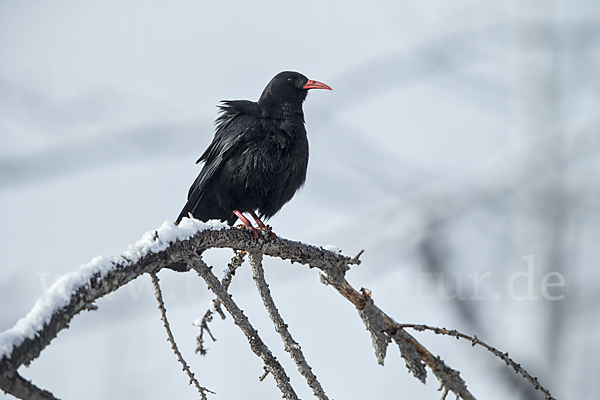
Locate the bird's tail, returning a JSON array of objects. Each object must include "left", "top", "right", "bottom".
[{"left": 174, "top": 203, "right": 193, "bottom": 225}]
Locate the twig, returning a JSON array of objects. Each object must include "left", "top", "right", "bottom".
[
  {"left": 195, "top": 309, "right": 216, "bottom": 356},
  {"left": 222, "top": 250, "right": 246, "bottom": 290},
  {"left": 150, "top": 273, "right": 212, "bottom": 399},
  {"left": 259, "top": 366, "right": 270, "bottom": 382},
  {"left": 248, "top": 252, "right": 329, "bottom": 400},
  {"left": 189, "top": 255, "right": 299, "bottom": 400},
  {"left": 400, "top": 324, "right": 557, "bottom": 400},
  {"left": 196, "top": 250, "right": 246, "bottom": 354}
]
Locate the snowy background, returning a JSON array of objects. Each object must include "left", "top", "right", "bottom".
[{"left": 1, "top": 1, "right": 599, "bottom": 399}]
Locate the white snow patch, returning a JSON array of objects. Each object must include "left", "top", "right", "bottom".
[
  {"left": 208, "top": 298, "right": 218, "bottom": 313},
  {"left": 194, "top": 299, "right": 218, "bottom": 326},
  {"left": 323, "top": 245, "right": 342, "bottom": 254},
  {"left": 0, "top": 218, "right": 228, "bottom": 359}
]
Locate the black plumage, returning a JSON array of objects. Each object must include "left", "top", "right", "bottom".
[{"left": 175, "top": 71, "right": 331, "bottom": 232}]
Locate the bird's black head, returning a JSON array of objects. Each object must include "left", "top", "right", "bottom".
[{"left": 258, "top": 71, "right": 331, "bottom": 118}]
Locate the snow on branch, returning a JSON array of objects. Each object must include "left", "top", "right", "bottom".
[{"left": 0, "top": 219, "right": 227, "bottom": 368}]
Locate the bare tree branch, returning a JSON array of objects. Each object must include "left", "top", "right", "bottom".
[
  {"left": 0, "top": 224, "right": 556, "bottom": 400},
  {"left": 248, "top": 251, "right": 329, "bottom": 400},
  {"left": 195, "top": 250, "right": 246, "bottom": 355},
  {"left": 150, "top": 273, "right": 212, "bottom": 399},
  {"left": 189, "top": 254, "right": 299, "bottom": 400},
  {"left": 0, "top": 371, "right": 60, "bottom": 400},
  {"left": 320, "top": 275, "right": 476, "bottom": 400},
  {"left": 400, "top": 324, "right": 557, "bottom": 400},
  {"left": 0, "top": 226, "right": 349, "bottom": 377}
]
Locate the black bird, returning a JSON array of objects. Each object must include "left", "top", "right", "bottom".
[{"left": 175, "top": 71, "right": 331, "bottom": 236}]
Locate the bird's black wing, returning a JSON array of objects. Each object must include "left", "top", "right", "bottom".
[{"left": 175, "top": 100, "right": 260, "bottom": 224}]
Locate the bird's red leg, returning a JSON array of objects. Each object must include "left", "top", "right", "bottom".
[
  {"left": 233, "top": 210, "right": 259, "bottom": 239},
  {"left": 248, "top": 211, "right": 267, "bottom": 229},
  {"left": 248, "top": 211, "right": 276, "bottom": 238}
]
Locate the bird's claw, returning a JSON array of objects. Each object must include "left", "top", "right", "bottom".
[
  {"left": 260, "top": 225, "right": 277, "bottom": 240},
  {"left": 240, "top": 225, "right": 277, "bottom": 240},
  {"left": 234, "top": 210, "right": 276, "bottom": 240},
  {"left": 249, "top": 226, "right": 260, "bottom": 240},
  {"left": 237, "top": 224, "right": 276, "bottom": 240}
]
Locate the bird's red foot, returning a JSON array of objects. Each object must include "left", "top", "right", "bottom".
[
  {"left": 249, "top": 210, "right": 277, "bottom": 239},
  {"left": 233, "top": 210, "right": 277, "bottom": 240},
  {"left": 233, "top": 210, "right": 260, "bottom": 239}
]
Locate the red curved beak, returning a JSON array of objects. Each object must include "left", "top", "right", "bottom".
[{"left": 303, "top": 79, "right": 332, "bottom": 90}]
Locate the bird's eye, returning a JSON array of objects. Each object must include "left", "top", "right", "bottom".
[{"left": 287, "top": 77, "right": 294, "bottom": 83}]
